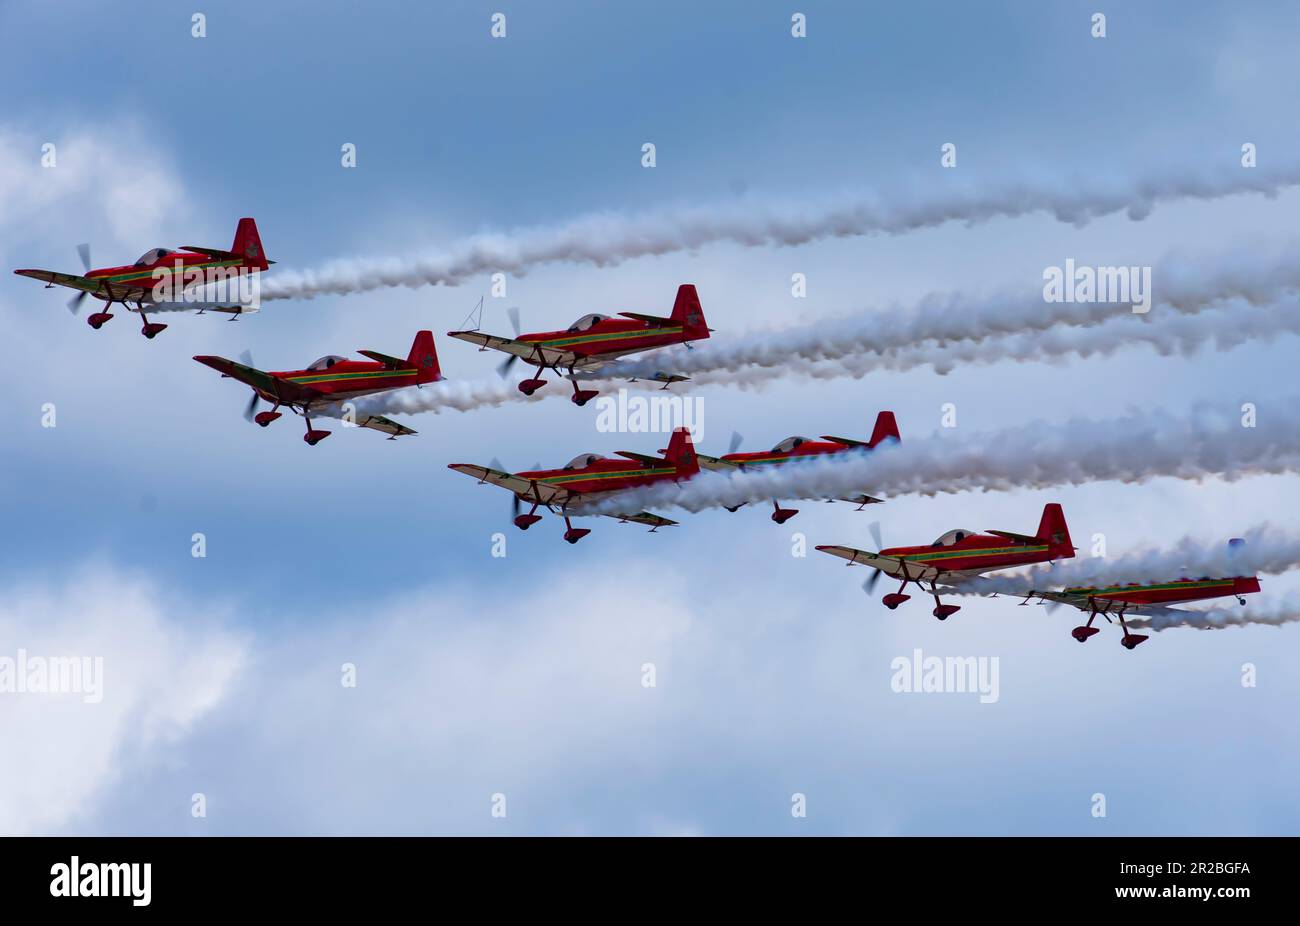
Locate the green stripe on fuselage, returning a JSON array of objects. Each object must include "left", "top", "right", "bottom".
[
  {"left": 541, "top": 466, "right": 674, "bottom": 485},
  {"left": 286, "top": 370, "right": 415, "bottom": 385},
  {"left": 899, "top": 545, "right": 1048, "bottom": 563},
  {"left": 529, "top": 327, "right": 683, "bottom": 349},
  {"left": 99, "top": 258, "right": 246, "bottom": 284}
]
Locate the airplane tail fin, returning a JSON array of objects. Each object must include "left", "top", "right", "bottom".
[
  {"left": 408, "top": 331, "right": 442, "bottom": 383},
  {"left": 868, "top": 411, "right": 901, "bottom": 448},
  {"left": 1036, "top": 503, "right": 1075, "bottom": 559},
  {"left": 232, "top": 218, "right": 270, "bottom": 271},
  {"left": 670, "top": 284, "right": 709, "bottom": 341},
  {"left": 663, "top": 427, "right": 700, "bottom": 477}
]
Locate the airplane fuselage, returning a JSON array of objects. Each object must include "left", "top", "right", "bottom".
[
  {"left": 515, "top": 459, "right": 681, "bottom": 499},
  {"left": 721, "top": 440, "right": 856, "bottom": 467},
  {"left": 263, "top": 361, "right": 427, "bottom": 406},
  {"left": 881, "top": 536, "right": 1057, "bottom": 576},
  {"left": 519, "top": 319, "right": 696, "bottom": 363}
]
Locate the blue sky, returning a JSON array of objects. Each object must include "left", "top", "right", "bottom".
[{"left": 1, "top": 0, "right": 1298, "bottom": 835}]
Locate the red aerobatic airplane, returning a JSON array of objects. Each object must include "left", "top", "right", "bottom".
[
  {"left": 816, "top": 503, "right": 1075, "bottom": 620},
  {"left": 697, "top": 411, "right": 901, "bottom": 523},
  {"left": 193, "top": 331, "right": 440, "bottom": 445},
  {"left": 14, "top": 218, "right": 272, "bottom": 338},
  {"left": 447, "top": 284, "right": 710, "bottom": 406},
  {"left": 448, "top": 427, "right": 699, "bottom": 543},
  {"left": 1024, "top": 538, "right": 1261, "bottom": 650}
]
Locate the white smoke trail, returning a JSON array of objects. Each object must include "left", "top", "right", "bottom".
[
  {"left": 603, "top": 245, "right": 1300, "bottom": 382},
  {"left": 261, "top": 167, "right": 1300, "bottom": 300},
  {"left": 638, "top": 296, "right": 1300, "bottom": 391},
  {"left": 317, "top": 277, "right": 1300, "bottom": 418},
  {"left": 1129, "top": 594, "right": 1300, "bottom": 633},
  {"left": 586, "top": 402, "right": 1300, "bottom": 515},
  {"left": 316, "top": 378, "right": 546, "bottom": 419},
  {"left": 950, "top": 524, "right": 1300, "bottom": 598}
]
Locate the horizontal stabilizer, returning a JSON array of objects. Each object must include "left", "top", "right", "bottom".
[
  {"left": 614, "top": 451, "right": 666, "bottom": 465},
  {"left": 358, "top": 349, "right": 410, "bottom": 368},
  {"left": 987, "top": 529, "right": 1040, "bottom": 544},
  {"left": 179, "top": 246, "right": 239, "bottom": 260},
  {"left": 822, "top": 435, "right": 870, "bottom": 448},
  {"left": 618, "top": 312, "right": 675, "bottom": 325}
]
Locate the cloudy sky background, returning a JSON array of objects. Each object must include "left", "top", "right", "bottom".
[{"left": 2, "top": 0, "right": 1298, "bottom": 834}]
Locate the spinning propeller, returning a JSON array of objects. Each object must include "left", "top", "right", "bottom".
[
  {"left": 861, "top": 520, "right": 886, "bottom": 595},
  {"left": 496, "top": 306, "right": 523, "bottom": 377},
  {"left": 491, "top": 456, "right": 541, "bottom": 524},
  {"left": 238, "top": 350, "right": 261, "bottom": 421},
  {"left": 67, "top": 243, "right": 92, "bottom": 314}
]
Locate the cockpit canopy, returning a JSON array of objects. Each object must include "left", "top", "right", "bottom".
[
  {"left": 771, "top": 436, "right": 811, "bottom": 453},
  {"left": 567, "top": 313, "right": 609, "bottom": 332},
  {"left": 306, "top": 355, "right": 348, "bottom": 371},
  {"left": 133, "top": 247, "right": 176, "bottom": 267},
  {"left": 932, "top": 529, "right": 976, "bottom": 547},
  {"left": 563, "top": 452, "right": 607, "bottom": 470}
]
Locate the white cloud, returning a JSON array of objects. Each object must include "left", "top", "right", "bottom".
[
  {"left": 11, "top": 554, "right": 1300, "bottom": 836},
  {"left": 0, "top": 566, "right": 246, "bottom": 834},
  {"left": 0, "top": 125, "right": 186, "bottom": 257}
]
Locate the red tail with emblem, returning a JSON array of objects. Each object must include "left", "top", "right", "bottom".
[
  {"left": 232, "top": 218, "right": 270, "bottom": 271},
  {"left": 407, "top": 330, "right": 442, "bottom": 384},
  {"left": 670, "top": 284, "right": 710, "bottom": 341},
  {"left": 663, "top": 427, "right": 700, "bottom": 477},
  {"left": 1036, "top": 503, "right": 1074, "bottom": 559}
]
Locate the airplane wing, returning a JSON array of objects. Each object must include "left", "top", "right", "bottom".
[
  {"left": 837, "top": 493, "right": 884, "bottom": 506},
  {"left": 447, "top": 330, "right": 582, "bottom": 369},
  {"left": 1030, "top": 590, "right": 1182, "bottom": 615},
  {"left": 815, "top": 545, "right": 943, "bottom": 583},
  {"left": 695, "top": 453, "right": 742, "bottom": 472},
  {"left": 609, "top": 510, "right": 677, "bottom": 529},
  {"left": 447, "top": 463, "right": 574, "bottom": 507},
  {"left": 144, "top": 301, "right": 257, "bottom": 315},
  {"left": 15, "top": 269, "right": 106, "bottom": 294},
  {"left": 355, "top": 414, "right": 417, "bottom": 439},
  {"left": 192, "top": 355, "right": 322, "bottom": 405},
  {"left": 16, "top": 269, "right": 235, "bottom": 308}
]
